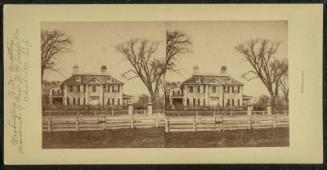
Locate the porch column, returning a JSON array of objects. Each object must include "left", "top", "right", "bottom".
[
  {"left": 219, "top": 86, "right": 223, "bottom": 106},
  {"left": 63, "top": 84, "right": 67, "bottom": 105},
  {"left": 183, "top": 86, "right": 187, "bottom": 106},
  {"left": 85, "top": 85, "right": 89, "bottom": 105}
]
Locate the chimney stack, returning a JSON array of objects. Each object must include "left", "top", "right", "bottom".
[
  {"left": 193, "top": 65, "right": 199, "bottom": 75},
  {"left": 221, "top": 65, "right": 227, "bottom": 75},
  {"left": 73, "top": 65, "right": 79, "bottom": 74},
  {"left": 101, "top": 65, "right": 107, "bottom": 74}
]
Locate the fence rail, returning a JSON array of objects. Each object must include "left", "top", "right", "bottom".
[
  {"left": 42, "top": 111, "right": 288, "bottom": 133},
  {"left": 43, "top": 114, "right": 166, "bottom": 132},
  {"left": 165, "top": 114, "right": 289, "bottom": 132}
]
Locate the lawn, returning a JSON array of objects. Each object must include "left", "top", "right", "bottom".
[{"left": 43, "top": 127, "right": 289, "bottom": 148}]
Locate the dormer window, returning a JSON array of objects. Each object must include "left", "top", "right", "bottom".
[
  {"left": 195, "top": 77, "right": 201, "bottom": 83},
  {"left": 107, "top": 77, "right": 113, "bottom": 83},
  {"left": 76, "top": 76, "right": 81, "bottom": 82}
]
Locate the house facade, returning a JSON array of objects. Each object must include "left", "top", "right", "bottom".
[
  {"left": 168, "top": 65, "right": 244, "bottom": 108},
  {"left": 48, "top": 65, "right": 127, "bottom": 106}
]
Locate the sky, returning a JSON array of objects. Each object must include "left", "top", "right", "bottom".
[{"left": 42, "top": 21, "right": 287, "bottom": 98}]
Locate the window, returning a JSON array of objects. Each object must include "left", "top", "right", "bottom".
[
  {"left": 228, "top": 86, "right": 230, "bottom": 93},
  {"left": 118, "top": 98, "right": 120, "bottom": 105},
  {"left": 118, "top": 86, "right": 120, "bottom": 92},
  {"left": 203, "top": 86, "right": 206, "bottom": 93},
  {"left": 212, "top": 86, "right": 216, "bottom": 93},
  {"left": 76, "top": 76, "right": 81, "bottom": 82},
  {"left": 187, "top": 98, "right": 190, "bottom": 106},
  {"left": 92, "top": 86, "right": 96, "bottom": 92},
  {"left": 227, "top": 99, "right": 230, "bottom": 106},
  {"left": 108, "top": 86, "right": 111, "bottom": 92},
  {"left": 197, "top": 86, "right": 200, "bottom": 93},
  {"left": 224, "top": 86, "right": 227, "bottom": 92},
  {"left": 52, "top": 90, "right": 54, "bottom": 94},
  {"left": 198, "top": 99, "right": 200, "bottom": 106},
  {"left": 84, "top": 85, "right": 86, "bottom": 92},
  {"left": 112, "top": 98, "right": 115, "bottom": 105},
  {"left": 193, "top": 98, "right": 196, "bottom": 106},
  {"left": 57, "top": 90, "right": 60, "bottom": 94},
  {"left": 189, "top": 86, "right": 193, "bottom": 93},
  {"left": 69, "top": 85, "right": 73, "bottom": 92},
  {"left": 195, "top": 77, "right": 201, "bottom": 83},
  {"left": 232, "top": 99, "right": 234, "bottom": 106},
  {"left": 203, "top": 99, "right": 206, "bottom": 106},
  {"left": 67, "top": 97, "right": 70, "bottom": 105},
  {"left": 237, "top": 86, "right": 240, "bottom": 93},
  {"left": 108, "top": 98, "right": 110, "bottom": 105},
  {"left": 77, "top": 85, "right": 80, "bottom": 92},
  {"left": 73, "top": 98, "right": 76, "bottom": 105},
  {"left": 84, "top": 98, "right": 86, "bottom": 105},
  {"left": 238, "top": 99, "right": 240, "bottom": 106},
  {"left": 78, "top": 98, "right": 80, "bottom": 105}
]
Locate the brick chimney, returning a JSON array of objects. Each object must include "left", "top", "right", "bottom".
[
  {"left": 221, "top": 66, "right": 227, "bottom": 75},
  {"left": 193, "top": 65, "right": 199, "bottom": 75},
  {"left": 73, "top": 65, "right": 79, "bottom": 74},
  {"left": 101, "top": 65, "right": 107, "bottom": 74}
]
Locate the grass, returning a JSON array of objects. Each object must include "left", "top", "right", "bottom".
[{"left": 43, "top": 127, "right": 289, "bottom": 148}]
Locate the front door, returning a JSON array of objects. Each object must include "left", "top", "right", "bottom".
[{"left": 90, "top": 96, "right": 100, "bottom": 105}]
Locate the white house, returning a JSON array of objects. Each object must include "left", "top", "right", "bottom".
[{"left": 168, "top": 65, "right": 244, "bottom": 108}]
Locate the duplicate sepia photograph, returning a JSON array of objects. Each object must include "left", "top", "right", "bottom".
[{"left": 41, "top": 21, "right": 289, "bottom": 148}]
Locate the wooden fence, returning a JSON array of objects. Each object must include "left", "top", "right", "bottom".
[
  {"left": 42, "top": 114, "right": 166, "bottom": 132},
  {"left": 165, "top": 114, "right": 289, "bottom": 132},
  {"left": 42, "top": 111, "right": 288, "bottom": 133}
]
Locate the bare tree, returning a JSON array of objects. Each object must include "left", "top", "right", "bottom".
[
  {"left": 163, "top": 30, "right": 192, "bottom": 106},
  {"left": 280, "top": 72, "right": 289, "bottom": 103},
  {"left": 41, "top": 30, "right": 72, "bottom": 81},
  {"left": 235, "top": 39, "right": 288, "bottom": 106},
  {"left": 116, "top": 39, "right": 164, "bottom": 105}
]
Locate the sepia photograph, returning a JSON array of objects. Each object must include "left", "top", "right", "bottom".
[
  {"left": 4, "top": 4, "right": 323, "bottom": 164},
  {"left": 41, "top": 21, "right": 289, "bottom": 148}
]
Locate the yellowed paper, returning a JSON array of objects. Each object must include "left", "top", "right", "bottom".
[{"left": 4, "top": 4, "right": 323, "bottom": 164}]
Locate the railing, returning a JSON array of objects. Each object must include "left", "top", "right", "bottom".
[
  {"left": 43, "top": 109, "right": 165, "bottom": 116},
  {"left": 165, "top": 114, "right": 289, "bottom": 132},
  {"left": 43, "top": 114, "right": 166, "bottom": 132},
  {"left": 42, "top": 110, "right": 289, "bottom": 133}
]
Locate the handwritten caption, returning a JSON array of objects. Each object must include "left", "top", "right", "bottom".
[{"left": 7, "top": 29, "right": 31, "bottom": 154}]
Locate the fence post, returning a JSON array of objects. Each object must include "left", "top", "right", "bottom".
[
  {"left": 220, "top": 116, "right": 224, "bottom": 131},
  {"left": 267, "top": 102, "right": 272, "bottom": 115},
  {"left": 128, "top": 103, "right": 133, "bottom": 116},
  {"left": 75, "top": 115, "right": 79, "bottom": 131},
  {"left": 247, "top": 104, "right": 253, "bottom": 129},
  {"left": 248, "top": 115, "right": 252, "bottom": 129},
  {"left": 48, "top": 116, "right": 52, "bottom": 132},
  {"left": 193, "top": 116, "right": 196, "bottom": 132},
  {"left": 148, "top": 102, "right": 153, "bottom": 115},
  {"left": 272, "top": 115, "right": 276, "bottom": 128},
  {"left": 247, "top": 104, "right": 253, "bottom": 116},
  {"left": 165, "top": 117, "right": 169, "bottom": 132},
  {"left": 155, "top": 115, "right": 159, "bottom": 128},
  {"left": 104, "top": 116, "right": 107, "bottom": 131},
  {"left": 130, "top": 115, "right": 134, "bottom": 129}
]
